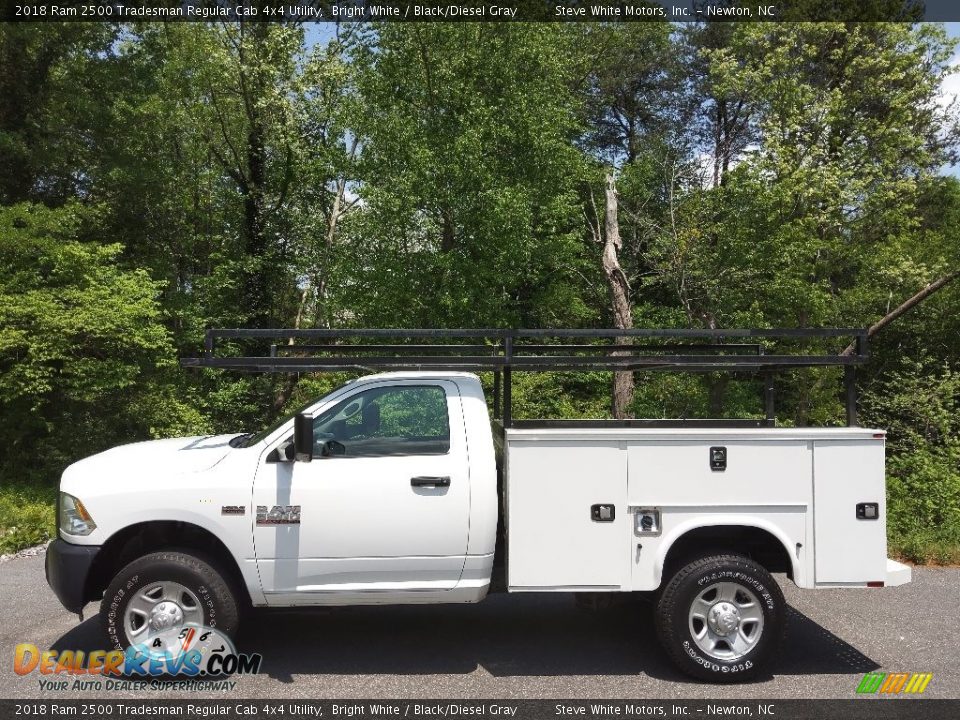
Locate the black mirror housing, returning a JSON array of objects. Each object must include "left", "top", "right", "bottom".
[{"left": 294, "top": 412, "right": 314, "bottom": 462}]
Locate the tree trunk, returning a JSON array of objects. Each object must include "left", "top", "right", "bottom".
[
  {"left": 440, "top": 207, "right": 455, "bottom": 253},
  {"left": 229, "top": 19, "right": 272, "bottom": 329},
  {"left": 601, "top": 173, "right": 634, "bottom": 419},
  {"left": 271, "top": 287, "right": 310, "bottom": 414},
  {"left": 708, "top": 375, "right": 729, "bottom": 417},
  {"left": 243, "top": 122, "right": 269, "bottom": 327}
]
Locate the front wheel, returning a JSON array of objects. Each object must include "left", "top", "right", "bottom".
[
  {"left": 655, "top": 554, "right": 785, "bottom": 682},
  {"left": 100, "top": 551, "right": 240, "bottom": 651}
]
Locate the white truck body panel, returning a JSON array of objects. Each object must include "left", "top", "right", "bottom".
[
  {"left": 812, "top": 440, "right": 887, "bottom": 584},
  {"left": 58, "top": 371, "right": 906, "bottom": 611},
  {"left": 504, "top": 427, "right": 890, "bottom": 592},
  {"left": 505, "top": 441, "right": 628, "bottom": 590}
]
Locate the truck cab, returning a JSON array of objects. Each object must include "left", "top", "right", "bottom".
[{"left": 248, "top": 372, "right": 497, "bottom": 604}]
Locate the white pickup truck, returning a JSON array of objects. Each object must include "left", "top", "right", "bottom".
[{"left": 46, "top": 328, "right": 911, "bottom": 682}]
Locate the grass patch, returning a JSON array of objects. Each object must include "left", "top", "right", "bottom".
[
  {"left": 890, "top": 525, "right": 960, "bottom": 566},
  {"left": 0, "top": 482, "right": 57, "bottom": 554}
]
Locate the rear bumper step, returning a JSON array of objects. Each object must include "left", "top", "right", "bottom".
[{"left": 886, "top": 558, "right": 912, "bottom": 587}]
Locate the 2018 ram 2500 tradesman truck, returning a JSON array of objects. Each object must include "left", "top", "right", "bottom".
[{"left": 46, "top": 328, "right": 912, "bottom": 682}]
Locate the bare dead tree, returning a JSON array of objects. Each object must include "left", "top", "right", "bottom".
[{"left": 588, "top": 173, "right": 635, "bottom": 419}]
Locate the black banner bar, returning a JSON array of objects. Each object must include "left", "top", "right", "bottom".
[
  {"left": 1, "top": 700, "right": 957, "bottom": 720},
  {"left": 4, "top": 0, "right": 960, "bottom": 23}
]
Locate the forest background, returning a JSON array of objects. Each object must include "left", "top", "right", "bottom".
[{"left": 2, "top": 19, "right": 960, "bottom": 562}]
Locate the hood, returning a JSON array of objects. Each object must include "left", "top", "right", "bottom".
[{"left": 62, "top": 434, "right": 238, "bottom": 489}]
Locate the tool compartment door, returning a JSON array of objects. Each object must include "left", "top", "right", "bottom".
[
  {"left": 506, "top": 440, "right": 628, "bottom": 590},
  {"left": 813, "top": 439, "right": 887, "bottom": 584}
]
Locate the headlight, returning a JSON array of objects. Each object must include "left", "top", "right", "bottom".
[{"left": 59, "top": 493, "right": 97, "bottom": 536}]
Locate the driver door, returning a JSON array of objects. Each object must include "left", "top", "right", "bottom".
[{"left": 252, "top": 380, "right": 470, "bottom": 604}]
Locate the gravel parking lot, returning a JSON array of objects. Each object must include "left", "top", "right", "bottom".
[{"left": 1, "top": 552, "right": 957, "bottom": 700}]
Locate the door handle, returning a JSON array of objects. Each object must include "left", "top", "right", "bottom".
[{"left": 411, "top": 476, "right": 451, "bottom": 488}]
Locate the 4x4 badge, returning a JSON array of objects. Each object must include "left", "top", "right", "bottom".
[{"left": 256, "top": 505, "right": 301, "bottom": 525}]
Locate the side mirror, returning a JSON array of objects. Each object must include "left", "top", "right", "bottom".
[{"left": 294, "top": 412, "right": 314, "bottom": 463}]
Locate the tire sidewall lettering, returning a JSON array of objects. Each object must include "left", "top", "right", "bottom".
[
  {"left": 695, "top": 568, "right": 775, "bottom": 610},
  {"left": 102, "top": 557, "right": 224, "bottom": 648},
  {"left": 681, "top": 640, "right": 754, "bottom": 675}
]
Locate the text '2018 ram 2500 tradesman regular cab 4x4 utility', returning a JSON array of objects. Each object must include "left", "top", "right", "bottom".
[{"left": 46, "top": 328, "right": 912, "bottom": 681}]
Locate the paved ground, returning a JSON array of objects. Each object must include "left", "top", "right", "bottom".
[{"left": 1, "top": 551, "right": 957, "bottom": 700}]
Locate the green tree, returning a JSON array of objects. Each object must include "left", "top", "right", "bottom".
[
  {"left": 862, "top": 360, "right": 960, "bottom": 563},
  {"left": 633, "top": 23, "right": 959, "bottom": 422},
  {"left": 94, "top": 24, "right": 361, "bottom": 422},
  {"left": 0, "top": 24, "right": 116, "bottom": 205},
  {"left": 346, "top": 23, "right": 596, "bottom": 328},
  {"left": 0, "top": 203, "right": 203, "bottom": 481},
  {"left": 703, "top": 23, "right": 955, "bottom": 330}
]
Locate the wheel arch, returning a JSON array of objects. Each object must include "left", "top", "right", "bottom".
[
  {"left": 656, "top": 518, "right": 799, "bottom": 587},
  {"left": 85, "top": 520, "right": 252, "bottom": 608}
]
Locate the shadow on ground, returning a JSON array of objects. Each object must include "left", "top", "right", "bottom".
[{"left": 51, "top": 594, "right": 879, "bottom": 685}]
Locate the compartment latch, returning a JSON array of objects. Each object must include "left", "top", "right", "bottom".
[{"left": 591, "top": 504, "right": 615, "bottom": 522}]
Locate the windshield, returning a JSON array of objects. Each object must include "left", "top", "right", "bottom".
[{"left": 239, "top": 386, "right": 348, "bottom": 448}]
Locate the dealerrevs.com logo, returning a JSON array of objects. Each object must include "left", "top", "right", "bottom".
[
  {"left": 14, "top": 626, "right": 262, "bottom": 691},
  {"left": 856, "top": 672, "right": 933, "bottom": 695}
]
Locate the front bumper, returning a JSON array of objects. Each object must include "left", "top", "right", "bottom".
[{"left": 45, "top": 538, "right": 101, "bottom": 614}]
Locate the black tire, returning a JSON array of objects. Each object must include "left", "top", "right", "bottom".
[
  {"left": 655, "top": 554, "right": 785, "bottom": 682},
  {"left": 100, "top": 551, "right": 240, "bottom": 650}
]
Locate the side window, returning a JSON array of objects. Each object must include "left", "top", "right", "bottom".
[{"left": 312, "top": 385, "right": 451, "bottom": 458}]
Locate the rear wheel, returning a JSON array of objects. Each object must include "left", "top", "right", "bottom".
[
  {"left": 100, "top": 551, "right": 240, "bottom": 650},
  {"left": 655, "top": 554, "right": 785, "bottom": 682}
]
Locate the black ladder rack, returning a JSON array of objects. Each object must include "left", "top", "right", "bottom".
[{"left": 180, "top": 328, "right": 869, "bottom": 428}]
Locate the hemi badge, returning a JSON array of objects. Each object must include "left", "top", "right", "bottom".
[{"left": 221, "top": 505, "right": 246, "bottom": 516}]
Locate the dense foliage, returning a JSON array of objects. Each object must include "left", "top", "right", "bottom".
[{"left": 1, "top": 21, "right": 958, "bottom": 560}]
